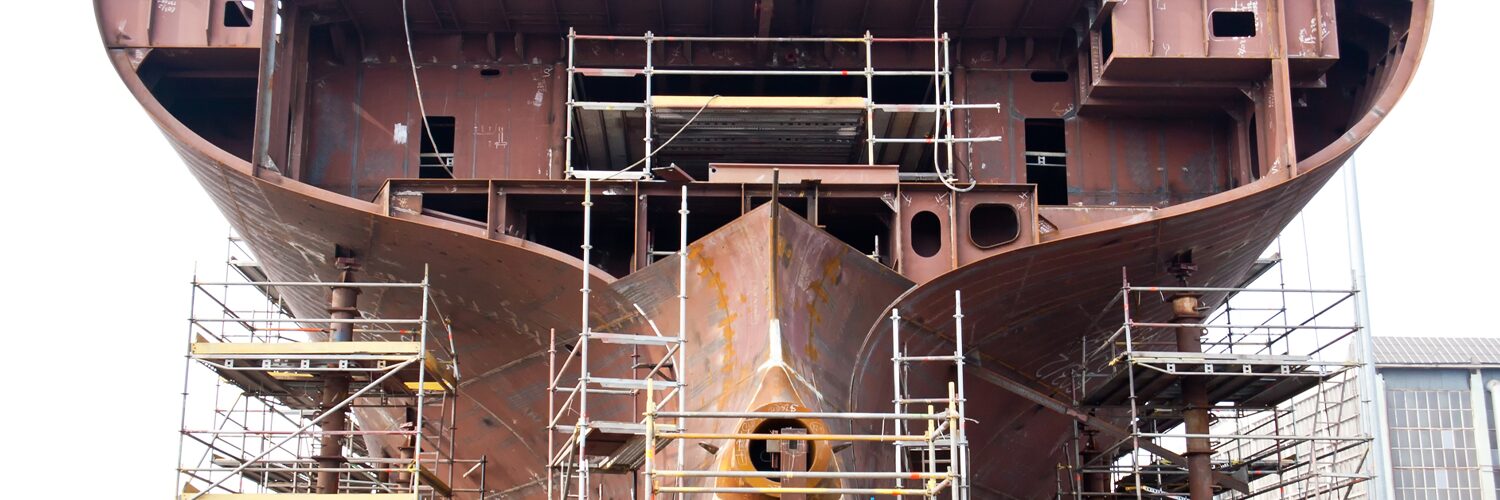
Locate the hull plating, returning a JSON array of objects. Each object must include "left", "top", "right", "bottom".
[{"left": 99, "top": 0, "right": 1430, "bottom": 496}]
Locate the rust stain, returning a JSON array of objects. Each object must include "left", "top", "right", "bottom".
[
  {"left": 802, "top": 256, "right": 844, "bottom": 362},
  {"left": 688, "top": 243, "right": 736, "bottom": 366},
  {"left": 688, "top": 242, "right": 739, "bottom": 407}
]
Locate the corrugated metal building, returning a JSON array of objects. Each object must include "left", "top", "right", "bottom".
[
  {"left": 1223, "top": 337, "right": 1500, "bottom": 500},
  {"left": 1370, "top": 337, "right": 1500, "bottom": 500}
]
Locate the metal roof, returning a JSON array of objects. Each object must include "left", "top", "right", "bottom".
[{"left": 1372, "top": 336, "right": 1500, "bottom": 367}]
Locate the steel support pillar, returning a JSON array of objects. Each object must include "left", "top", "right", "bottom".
[
  {"left": 1172, "top": 290, "right": 1213, "bottom": 500},
  {"left": 316, "top": 257, "right": 361, "bottom": 493},
  {"left": 1080, "top": 429, "right": 1109, "bottom": 498}
]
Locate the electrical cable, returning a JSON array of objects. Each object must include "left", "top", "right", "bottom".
[
  {"left": 601, "top": 95, "right": 722, "bottom": 181},
  {"left": 934, "top": 144, "right": 978, "bottom": 192},
  {"left": 401, "top": 0, "right": 455, "bottom": 178}
]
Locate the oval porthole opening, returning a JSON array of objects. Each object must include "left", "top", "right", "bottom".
[
  {"left": 480, "top": 68, "right": 502, "bottom": 77},
  {"left": 911, "top": 211, "right": 943, "bottom": 258},
  {"left": 969, "top": 204, "right": 1021, "bottom": 249}
]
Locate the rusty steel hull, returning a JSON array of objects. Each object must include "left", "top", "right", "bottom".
[{"left": 98, "top": 0, "right": 1431, "bottom": 497}]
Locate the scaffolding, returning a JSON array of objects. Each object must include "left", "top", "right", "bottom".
[
  {"left": 890, "top": 290, "right": 972, "bottom": 499},
  {"left": 560, "top": 0, "right": 1001, "bottom": 187},
  {"left": 1066, "top": 267, "right": 1371, "bottom": 500},
  {"left": 636, "top": 290, "right": 971, "bottom": 498},
  {"left": 546, "top": 181, "right": 691, "bottom": 499},
  {"left": 176, "top": 251, "right": 483, "bottom": 499},
  {"left": 545, "top": 185, "right": 972, "bottom": 497}
]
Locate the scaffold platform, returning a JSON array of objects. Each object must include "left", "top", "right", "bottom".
[
  {"left": 175, "top": 254, "right": 484, "bottom": 499},
  {"left": 1081, "top": 351, "right": 1354, "bottom": 409},
  {"left": 191, "top": 340, "right": 456, "bottom": 411},
  {"left": 1065, "top": 268, "right": 1371, "bottom": 500}
]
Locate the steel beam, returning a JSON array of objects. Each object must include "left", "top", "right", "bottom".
[{"left": 965, "top": 362, "right": 1250, "bottom": 493}]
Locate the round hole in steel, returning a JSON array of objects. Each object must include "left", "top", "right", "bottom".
[
  {"left": 969, "top": 203, "right": 1021, "bottom": 248},
  {"left": 911, "top": 211, "right": 943, "bottom": 258},
  {"left": 748, "top": 419, "right": 814, "bottom": 479}
]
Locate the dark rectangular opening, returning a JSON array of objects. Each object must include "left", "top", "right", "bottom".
[
  {"left": 224, "top": 1, "right": 253, "bottom": 27},
  {"left": 422, "top": 193, "right": 488, "bottom": 225},
  {"left": 645, "top": 196, "right": 742, "bottom": 264},
  {"left": 749, "top": 197, "right": 809, "bottom": 219},
  {"left": 419, "top": 116, "right": 456, "bottom": 179},
  {"left": 820, "top": 199, "right": 894, "bottom": 267},
  {"left": 1247, "top": 115, "right": 1261, "bottom": 181},
  {"left": 1099, "top": 16, "right": 1114, "bottom": 62},
  {"left": 513, "top": 195, "right": 636, "bottom": 277},
  {"left": 138, "top": 49, "right": 260, "bottom": 162},
  {"left": 1030, "top": 71, "right": 1069, "bottom": 83},
  {"left": 1211, "top": 11, "right": 1257, "bottom": 38},
  {"left": 904, "top": 447, "right": 953, "bottom": 474},
  {"left": 1025, "top": 119, "right": 1069, "bottom": 206}
]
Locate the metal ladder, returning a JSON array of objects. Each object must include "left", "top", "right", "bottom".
[
  {"left": 546, "top": 181, "right": 690, "bottom": 500},
  {"left": 890, "top": 290, "right": 972, "bottom": 499}
]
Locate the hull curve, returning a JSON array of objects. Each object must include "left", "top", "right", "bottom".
[{"left": 98, "top": 0, "right": 1431, "bottom": 496}]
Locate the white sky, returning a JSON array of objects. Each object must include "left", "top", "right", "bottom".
[{"left": 0, "top": 1, "right": 1495, "bottom": 496}]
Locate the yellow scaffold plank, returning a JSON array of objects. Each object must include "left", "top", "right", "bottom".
[
  {"left": 183, "top": 492, "right": 417, "bottom": 495},
  {"left": 191, "top": 341, "right": 423, "bottom": 356},
  {"left": 652, "top": 95, "right": 867, "bottom": 109}
]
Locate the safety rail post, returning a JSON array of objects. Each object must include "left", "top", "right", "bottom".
[
  {"left": 953, "top": 289, "right": 969, "bottom": 500},
  {"left": 645, "top": 378, "right": 656, "bottom": 499},
  {"left": 926, "top": 405, "right": 938, "bottom": 494},
  {"left": 675, "top": 185, "right": 688, "bottom": 499},
  {"left": 929, "top": 0, "right": 943, "bottom": 180},
  {"left": 643, "top": 32, "right": 655, "bottom": 177},
  {"left": 565, "top": 28, "right": 577, "bottom": 178},
  {"left": 942, "top": 33, "right": 957, "bottom": 180},
  {"left": 409, "top": 265, "right": 432, "bottom": 497},
  {"left": 577, "top": 177, "right": 593, "bottom": 500},
  {"left": 176, "top": 274, "right": 200, "bottom": 497},
  {"left": 949, "top": 382, "right": 960, "bottom": 500},
  {"left": 865, "top": 31, "right": 876, "bottom": 166},
  {"left": 1121, "top": 270, "right": 1144, "bottom": 500},
  {"left": 890, "top": 307, "right": 906, "bottom": 497},
  {"left": 546, "top": 327, "right": 557, "bottom": 499}
]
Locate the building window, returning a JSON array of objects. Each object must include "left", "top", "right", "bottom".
[{"left": 1386, "top": 388, "right": 1482, "bottom": 500}]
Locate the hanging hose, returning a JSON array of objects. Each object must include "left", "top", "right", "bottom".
[{"left": 402, "top": 0, "right": 455, "bottom": 178}]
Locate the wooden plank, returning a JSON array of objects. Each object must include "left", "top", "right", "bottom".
[
  {"left": 708, "top": 163, "right": 900, "bottom": 184},
  {"left": 419, "top": 464, "right": 453, "bottom": 497},
  {"left": 185, "top": 494, "right": 415, "bottom": 499},
  {"left": 192, "top": 341, "right": 423, "bottom": 356},
  {"left": 652, "top": 95, "right": 867, "bottom": 109},
  {"left": 423, "top": 355, "right": 459, "bottom": 391}
]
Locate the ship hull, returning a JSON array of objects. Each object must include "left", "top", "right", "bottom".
[{"left": 100, "top": 0, "right": 1430, "bottom": 495}]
